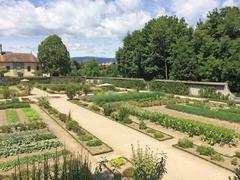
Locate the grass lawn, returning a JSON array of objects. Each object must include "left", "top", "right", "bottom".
[
  {"left": 22, "top": 108, "right": 41, "bottom": 122},
  {"left": 5, "top": 110, "right": 19, "bottom": 123}
]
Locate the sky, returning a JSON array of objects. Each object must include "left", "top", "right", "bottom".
[{"left": 0, "top": 0, "right": 239, "bottom": 58}]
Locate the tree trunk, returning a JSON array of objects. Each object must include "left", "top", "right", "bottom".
[{"left": 165, "top": 60, "right": 168, "bottom": 79}]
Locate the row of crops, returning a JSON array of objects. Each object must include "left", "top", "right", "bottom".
[{"left": 118, "top": 105, "right": 239, "bottom": 146}]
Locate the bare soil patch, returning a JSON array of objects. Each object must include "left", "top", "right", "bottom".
[
  {"left": 16, "top": 109, "right": 27, "bottom": 124},
  {"left": 0, "top": 110, "right": 7, "bottom": 126}
]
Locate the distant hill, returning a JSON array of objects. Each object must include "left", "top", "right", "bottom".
[{"left": 72, "top": 56, "right": 115, "bottom": 64}]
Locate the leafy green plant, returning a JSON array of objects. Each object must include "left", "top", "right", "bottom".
[
  {"left": 0, "top": 100, "right": 30, "bottom": 110},
  {"left": 66, "top": 86, "right": 78, "bottom": 100},
  {"left": 211, "top": 154, "right": 224, "bottom": 162},
  {"left": 110, "top": 157, "right": 126, "bottom": 168},
  {"left": 153, "top": 131, "right": 164, "bottom": 139},
  {"left": 199, "top": 87, "right": 227, "bottom": 100},
  {"left": 235, "top": 151, "right": 240, "bottom": 158},
  {"left": 5, "top": 110, "right": 19, "bottom": 123},
  {"left": 139, "top": 121, "right": 147, "bottom": 130},
  {"left": 120, "top": 105, "right": 239, "bottom": 146},
  {"left": 78, "top": 134, "right": 93, "bottom": 141},
  {"left": 22, "top": 108, "right": 41, "bottom": 122},
  {"left": 231, "top": 158, "right": 238, "bottom": 166},
  {"left": 177, "top": 138, "right": 193, "bottom": 149},
  {"left": 103, "top": 103, "right": 114, "bottom": 116},
  {"left": 2, "top": 87, "right": 11, "bottom": 99},
  {"left": 86, "top": 139, "right": 102, "bottom": 147},
  {"left": 38, "top": 96, "right": 50, "bottom": 109},
  {"left": 66, "top": 120, "right": 78, "bottom": 131},
  {"left": 229, "top": 168, "right": 240, "bottom": 180},
  {"left": 196, "top": 145, "right": 216, "bottom": 156},
  {"left": 131, "top": 144, "right": 167, "bottom": 180}
]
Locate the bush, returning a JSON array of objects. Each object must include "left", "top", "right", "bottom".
[
  {"left": 229, "top": 168, "right": 240, "bottom": 180},
  {"left": 235, "top": 151, "right": 240, "bottom": 158},
  {"left": 122, "top": 167, "right": 134, "bottom": 177},
  {"left": 79, "top": 134, "right": 93, "bottom": 141},
  {"left": 59, "top": 113, "right": 68, "bottom": 122},
  {"left": 66, "top": 120, "right": 78, "bottom": 131},
  {"left": 110, "top": 157, "right": 126, "bottom": 168},
  {"left": 66, "top": 86, "right": 78, "bottom": 100},
  {"left": 177, "top": 138, "right": 193, "bottom": 149},
  {"left": 149, "top": 80, "right": 189, "bottom": 95},
  {"left": 231, "top": 158, "right": 238, "bottom": 166},
  {"left": 211, "top": 154, "right": 224, "bottom": 162},
  {"left": 38, "top": 97, "right": 50, "bottom": 109},
  {"left": 86, "top": 139, "right": 102, "bottom": 147},
  {"left": 153, "top": 131, "right": 164, "bottom": 139},
  {"left": 0, "top": 100, "right": 30, "bottom": 110},
  {"left": 89, "top": 104, "right": 100, "bottom": 112},
  {"left": 131, "top": 144, "right": 167, "bottom": 180},
  {"left": 103, "top": 103, "right": 114, "bottom": 116},
  {"left": 196, "top": 145, "right": 216, "bottom": 156},
  {"left": 2, "top": 87, "right": 11, "bottom": 99},
  {"left": 82, "top": 84, "right": 91, "bottom": 95},
  {"left": 139, "top": 121, "right": 147, "bottom": 130}
]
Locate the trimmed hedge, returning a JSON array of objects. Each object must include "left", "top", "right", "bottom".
[
  {"left": 0, "top": 101, "right": 30, "bottom": 110},
  {"left": 149, "top": 80, "right": 189, "bottom": 95},
  {"left": 101, "top": 78, "right": 146, "bottom": 90}
]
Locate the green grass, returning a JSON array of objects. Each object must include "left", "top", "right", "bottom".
[
  {"left": 166, "top": 104, "right": 240, "bottom": 123},
  {"left": 22, "top": 108, "right": 41, "bottom": 122},
  {"left": 5, "top": 110, "right": 19, "bottom": 123}
]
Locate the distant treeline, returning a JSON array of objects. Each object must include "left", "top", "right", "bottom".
[{"left": 116, "top": 7, "right": 240, "bottom": 92}]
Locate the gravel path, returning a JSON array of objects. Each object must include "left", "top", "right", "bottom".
[{"left": 32, "top": 88, "right": 233, "bottom": 180}]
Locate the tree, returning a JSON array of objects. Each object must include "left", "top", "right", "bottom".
[
  {"left": 0, "top": 67, "right": 7, "bottom": 77},
  {"left": 38, "top": 35, "right": 71, "bottom": 76},
  {"left": 79, "top": 59, "right": 101, "bottom": 77}
]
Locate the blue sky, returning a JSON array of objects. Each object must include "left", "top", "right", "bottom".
[{"left": 0, "top": 0, "right": 239, "bottom": 57}]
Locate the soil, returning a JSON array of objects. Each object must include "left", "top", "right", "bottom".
[
  {"left": 16, "top": 109, "right": 27, "bottom": 124},
  {"left": 0, "top": 110, "right": 7, "bottom": 125}
]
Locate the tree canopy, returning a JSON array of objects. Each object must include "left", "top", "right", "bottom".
[
  {"left": 38, "top": 35, "right": 71, "bottom": 76},
  {"left": 116, "top": 7, "right": 240, "bottom": 91}
]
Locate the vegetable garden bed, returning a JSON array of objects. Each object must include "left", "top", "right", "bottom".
[{"left": 173, "top": 144, "right": 238, "bottom": 172}]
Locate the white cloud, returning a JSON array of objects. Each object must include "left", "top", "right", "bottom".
[
  {"left": 0, "top": 0, "right": 150, "bottom": 38},
  {"left": 171, "top": 0, "right": 218, "bottom": 24},
  {"left": 222, "top": 0, "right": 239, "bottom": 7}
]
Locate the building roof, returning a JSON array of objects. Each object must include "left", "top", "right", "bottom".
[{"left": 0, "top": 52, "right": 38, "bottom": 63}]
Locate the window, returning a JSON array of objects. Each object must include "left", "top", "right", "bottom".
[
  {"left": 36, "top": 66, "right": 39, "bottom": 71},
  {"left": 27, "top": 66, "right": 31, "bottom": 72},
  {"left": 6, "top": 66, "right": 10, "bottom": 71}
]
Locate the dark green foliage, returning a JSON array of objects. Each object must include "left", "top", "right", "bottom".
[
  {"left": 149, "top": 81, "right": 189, "bottom": 95},
  {"left": 66, "top": 85, "right": 79, "bottom": 100},
  {"left": 78, "top": 134, "right": 93, "bottom": 141},
  {"left": 86, "top": 139, "right": 102, "bottom": 147},
  {"left": 166, "top": 104, "right": 240, "bottom": 123},
  {"left": 38, "top": 97, "right": 50, "bottom": 109},
  {"left": 177, "top": 138, "right": 193, "bottom": 149},
  {"left": 66, "top": 120, "right": 78, "bottom": 131},
  {"left": 116, "top": 7, "right": 240, "bottom": 92},
  {"left": 139, "top": 121, "right": 147, "bottom": 130},
  {"left": 38, "top": 34, "right": 71, "bottom": 76},
  {"left": 58, "top": 113, "right": 67, "bottom": 122},
  {"left": 153, "top": 132, "right": 164, "bottom": 139},
  {"left": 235, "top": 151, "right": 240, "bottom": 158},
  {"left": 196, "top": 145, "right": 216, "bottom": 156},
  {"left": 211, "top": 154, "right": 224, "bottom": 162},
  {"left": 102, "top": 78, "right": 146, "bottom": 90},
  {"left": 120, "top": 105, "right": 239, "bottom": 146},
  {"left": 0, "top": 100, "right": 30, "bottom": 110}
]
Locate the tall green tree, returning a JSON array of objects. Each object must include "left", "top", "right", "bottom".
[
  {"left": 38, "top": 35, "right": 71, "bottom": 76},
  {"left": 79, "top": 59, "right": 101, "bottom": 77}
]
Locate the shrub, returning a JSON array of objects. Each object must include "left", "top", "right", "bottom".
[
  {"left": 89, "top": 104, "right": 100, "bottom": 112},
  {"left": 66, "top": 86, "right": 78, "bottom": 100},
  {"left": 59, "top": 113, "right": 68, "bottom": 122},
  {"left": 211, "top": 154, "right": 224, "bottom": 162},
  {"left": 235, "top": 151, "right": 240, "bottom": 158},
  {"left": 110, "top": 157, "right": 126, "bottom": 168},
  {"left": 131, "top": 144, "right": 167, "bottom": 180},
  {"left": 86, "top": 139, "right": 102, "bottom": 147},
  {"left": 122, "top": 167, "right": 134, "bottom": 177},
  {"left": 2, "top": 87, "right": 11, "bottom": 99},
  {"left": 103, "top": 103, "right": 114, "bottom": 116},
  {"left": 66, "top": 120, "right": 78, "bottom": 131},
  {"left": 83, "top": 84, "right": 91, "bottom": 95},
  {"left": 0, "top": 125, "right": 12, "bottom": 133},
  {"left": 79, "top": 134, "right": 93, "bottom": 141},
  {"left": 177, "top": 138, "right": 193, "bottom": 149},
  {"left": 153, "top": 131, "right": 164, "bottom": 139},
  {"left": 38, "top": 97, "right": 50, "bottom": 109},
  {"left": 149, "top": 80, "right": 189, "bottom": 95},
  {"left": 196, "top": 145, "right": 216, "bottom": 156},
  {"left": 231, "top": 158, "right": 238, "bottom": 166},
  {"left": 139, "top": 121, "right": 147, "bottom": 130}
]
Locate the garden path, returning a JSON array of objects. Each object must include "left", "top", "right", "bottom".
[{"left": 31, "top": 88, "right": 233, "bottom": 180}]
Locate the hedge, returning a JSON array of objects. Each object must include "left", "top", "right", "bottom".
[{"left": 149, "top": 80, "right": 189, "bottom": 95}]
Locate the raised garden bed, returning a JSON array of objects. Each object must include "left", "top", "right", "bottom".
[
  {"left": 173, "top": 144, "right": 237, "bottom": 172},
  {"left": 41, "top": 106, "right": 113, "bottom": 156}
]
